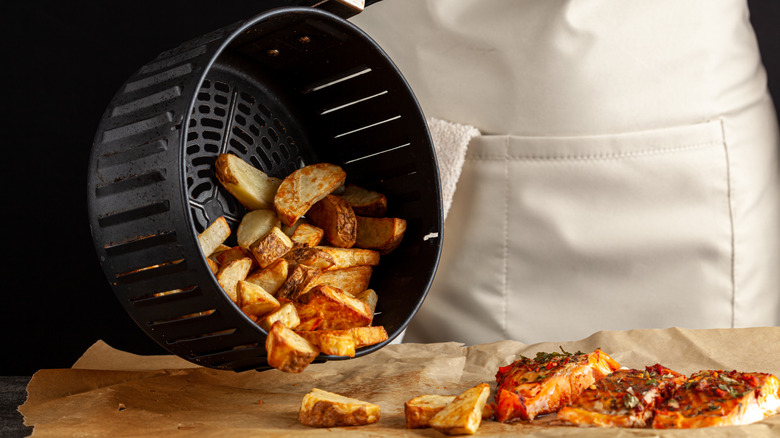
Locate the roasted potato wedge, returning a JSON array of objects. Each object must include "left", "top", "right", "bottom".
[
  {"left": 350, "top": 326, "right": 388, "bottom": 348},
  {"left": 258, "top": 302, "right": 300, "bottom": 332},
  {"left": 249, "top": 227, "right": 294, "bottom": 269},
  {"left": 316, "top": 247, "right": 380, "bottom": 270},
  {"left": 429, "top": 383, "right": 491, "bottom": 435},
  {"left": 215, "top": 257, "right": 253, "bottom": 303},
  {"left": 299, "top": 388, "right": 380, "bottom": 427},
  {"left": 238, "top": 280, "right": 280, "bottom": 318},
  {"left": 405, "top": 395, "right": 457, "bottom": 429},
  {"left": 244, "top": 258, "right": 289, "bottom": 296},
  {"left": 215, "top": 246, "right": 254, "bottom": 267},
  {"left": 276, "top": 264, "right": 321, "bottom": 301},
  {"left": 215, "top": 153, "right": 281, "bottom": 210},
  {"left": 297, "top": 329, "right": 357, "bottom": 357},
  {"left": 339, "top": 183, "right": 387, "bottom": 217},
  {"left": 284, "top": 247, "right": 336, "bottom": 270},
  {"left": 305, "top": 194, "right": 357, "bottom": 248},
  {"left": 296, "top": 284, "right": 373, "bottom": 330},
  {"left": 354, "top": 289, "right": 379, "bottom": 315},
  {"left": 304, "top": 265, "right": 373, "bottom": 297},
  {"left": 236, "top": 208, "right": 281, "bottom": 250},
  {"left": 290, "top": 222, "right": 325, "bottom": 247},
  {"left": 266, "top": 321, "right": 319, "bottom": 373},
  {"left": 355, "top": 216, "right": 407, "bottom": 255},
  {"left": 198, "top": 216, "right": 231, "bottom": 257},
  {"left": 274, "top": 163, "right": 346, "bottom": 227}
]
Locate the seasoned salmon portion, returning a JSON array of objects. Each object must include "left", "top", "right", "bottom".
[
  {"left": 557, "top": 364, "right": 686, "bottom": 428},
  {"left": 652, "top": 370, "right": 780, "bottom": 429},
  {"left": 493, "top": 348, "right": 620, "bottom": 422}
]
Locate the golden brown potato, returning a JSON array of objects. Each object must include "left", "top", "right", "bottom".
[
  {"left": 338, "top": 183, "right": 388, "bottom": 217},
  {"left": 429, "top": 383, "right": 491, "bottom": 435},
  {"left": 305, "top": 195, "right": 357, "bottom": 248},
  {"left": 304, "top": 265, "right": 373, "bottom": 297},
  {"left": 315, "top": 247, "right": 380, "bottom": 270},
  {"left": 355, "top": 216, "right": 407, "bottom": 254},
  {"left": 299, "top": 388, "right": 380, "bottom": 427},
  {"left": 265, "top": 321, "right": 319, "bottom": 373},
  {"left": 353, "top": 289, "right": 379, "bottom": 315},
  {"left": 244, "top": 258, "right": 288, "bottom": 296},
  {"left": 258, "top": 302, "right": 300, "bottom": 332},
  {"left": 236, "top": 208, "right": 281, "bottom": 250},
  {"left": 284, "top": 247, "right": 336, "bottom": 270},
  {"left": 405, "top": 395, "right": 457, "bottom": 429},
  {"left": 197, "top": 216, "right": 231, "bottom": 257},
  {"left": 215, "top": 153, "right": 281, "bottom": 210},
  {"left": 214, "top": 246, "right": 254, "bottom": 267},
  {"left": 276, "top": 264, "right": 321, "bottom": 301},
  {"left": 215, "top": 257, "right": 254, "bottom": 303},
  {"left": 296, "top": 329, "right": 357, "bottom": 357},
  {"left": 274, "top": 163, "right": 346, "bottom": 227},
  {"left": 296, "top": 284, "right": 373, "bottom": 330},
  {"left": 350, "top": 326, "right": 388, "bottom": 348},
  {"left": 238, "top": 280, "right": 280, "bottom": 318},
  {"left": 249, "top": 227, "right": 294, "bottom": 269},
  {"left": 290, "top": 222, "right": 325, "bottom": 247}
]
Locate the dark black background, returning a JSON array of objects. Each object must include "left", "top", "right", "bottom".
[{"left": 2, "top": 1, "right": 778, "bottom": 375}]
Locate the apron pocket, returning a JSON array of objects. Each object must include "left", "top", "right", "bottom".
[{"left": 409, "top": 119, "right": 735, "bottom": 344}]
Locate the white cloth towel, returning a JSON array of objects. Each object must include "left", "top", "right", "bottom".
[{"left": 427, "top": 117, "right": 480, "bottom": 219}]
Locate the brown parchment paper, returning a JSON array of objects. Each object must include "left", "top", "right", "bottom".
[{"left": 19, "top": 327, "right": 780, "bottom": 437}]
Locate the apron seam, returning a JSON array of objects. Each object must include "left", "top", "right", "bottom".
[
  {"left": 719, "top": 118, "right": 737, "bottom": 328},
  {"left": 465, "top": 141, "right": 719, "bottom": 162},
  {"left": 502, "top": 136, "right": 510, "bottom": 338}
]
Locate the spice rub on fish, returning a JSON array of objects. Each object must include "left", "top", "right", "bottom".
[
  {"left": 652, "top": 370, "right": 780, "bottom": 429},
  {"left": 493, "top": 348, "right": 620, "bottom": 422},
  {"left": 557, "top": 364, "right": 686, "bottom": 428}
]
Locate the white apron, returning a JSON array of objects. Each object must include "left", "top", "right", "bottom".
[{"left": 351, "top": 0, "right": 780, "bottom": 345}]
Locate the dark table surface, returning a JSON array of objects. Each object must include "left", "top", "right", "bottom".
[{"left": 1, "top": 376, "right": 32, "bottom": 438}]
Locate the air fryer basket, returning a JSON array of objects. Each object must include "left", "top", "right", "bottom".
[{"left": 87, "top": 6, "right": 442, "bottom": 371}]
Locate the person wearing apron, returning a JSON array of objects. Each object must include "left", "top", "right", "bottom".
[{"left": 351, "top": 0, "right": 780, "bottom": 344}]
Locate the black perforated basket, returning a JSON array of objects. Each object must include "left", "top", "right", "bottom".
[{"left": 87, "top": 6, "right": 442, "bottom": 371}]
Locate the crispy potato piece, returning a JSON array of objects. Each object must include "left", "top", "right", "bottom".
[
  {"left": 339, "top": 183, "right": 387, "bottom": 217},
  {"left": 305, "top": 266, "right": 373, "bottom": 296},
  {"left": 306, "top": 195, "right": 357, "bottom": 248},
  {"left": 215, "top": 257, "right": 253, "bottom": 303},
  {"left": 284, "top": 247, "right": 335, "bottom": 270},
  {"left": 237, "top": 209, "right": 281, "bottom": 250},
  {"left": 274, "top": 163, "right": 346, "bottom": 227},
  {"left": 276, "top": 264, "right": 321, "bottom": 301},
  {"left": 266, "top": 321, "right": 319, "bottom": 373},
  {"left": 215, "top": 246, "right": 254, "bottom": 267},
  {"left": 316, "top": 247, "right": 380, "bottom": 270},
  {"left": 238, "top": 280, "right": 280, "bottom": 318},
  {"left": 297, "top": 284, "right": 373, "bottom": 330},
  {"left": 354, "top": 289, "right": 379, "bottom": 315},
  {"left": 355, "top": 216, "right": 407, "bottom": 255},
  {"left": 350, "top": 326, "right": 388, "bottom": 348},
  {"left": 215, "top": 153, "right": 281, "bottom": 210},
  {"left": 249, "top": 227, "right": 294, "bottom": 269},
  {"left": 258, "top": 302, "right": 300, "bottom": 331},
  {"left": 206, "top": 257, "right": 219, "bottom": 274},
  {"left": 299, "top": 388, "right": 380, "bottom": 427},
  {"left": 244, "top": 258, "right": 288, "bottom": 296},
  {"left": 297, "top": 330, "right": 357, "bottom": 357},
  {"left": 295, "top": 309, "right": 324, "bottom": 331},
  {"left": 198, "top": 216, "right": 231, "bottom": 257},
  {"left": 405, "top": 395, "right": 457, "bottom": 429},
  {"left": 429, "top": 383, "right": 491, "bottom": 435},
  {"left": 291, "top": 223, "right": 325, "bottom": 247}
]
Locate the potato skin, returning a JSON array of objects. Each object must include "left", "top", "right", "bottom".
[{"left": 306, "top": 195, "right": 357, "bottom": 248}]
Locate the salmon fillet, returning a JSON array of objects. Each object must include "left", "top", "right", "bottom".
[
  {"left": 652, "top": 370, "right": 780, "bottom": 428},
  {"left": 493, "top": 348, "right": 620, "bottom": 422},
  {"left": 557, "top": 364, "right": 686, "bottom": 428}
]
